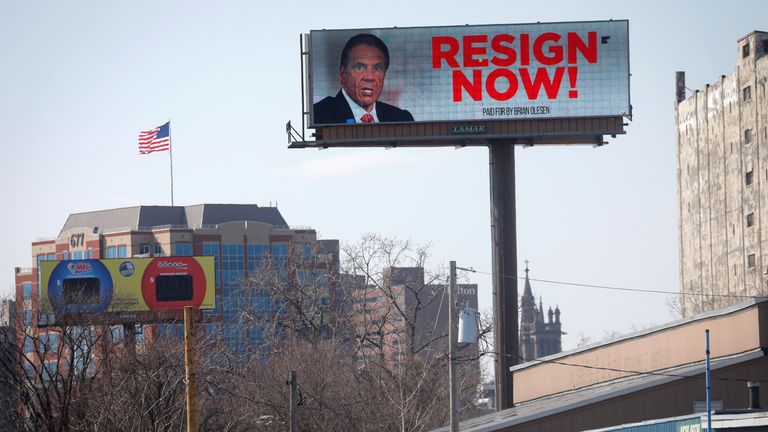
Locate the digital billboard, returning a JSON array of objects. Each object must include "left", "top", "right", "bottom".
[
  {"left": 309, "top": 20, "right": 630, "bottom": 127},
  {"left": 39, "top": 257, "right": 215, "bottom": 320}
]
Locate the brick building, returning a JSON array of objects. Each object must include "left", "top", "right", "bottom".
[
  {"left": 351, "top": 266, "right": 479, "bottom": 365},
  {"left": 14, "top": 204, "right": 339, "bottom": 363}
]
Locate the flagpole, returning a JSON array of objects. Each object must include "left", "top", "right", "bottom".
[{"left": 169, "top": 119, "right": 174, "bottom": 207}]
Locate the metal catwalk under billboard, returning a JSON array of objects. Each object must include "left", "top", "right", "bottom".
[{"left": 309, "top": 20, "right": 630, "bottom": 126}]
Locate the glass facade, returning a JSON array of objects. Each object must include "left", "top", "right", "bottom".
[
  {"left": 222, "top": 243, "right": 245, "bottom": 348},
  {"left": 106, "top": 246, "right": 117, "bottom": 259},
  {"left": 174, "top": 242, "right": 192, "bottom": 256},
  {"left": 22, "top": 282, "right": 32, "bottom": 300}
]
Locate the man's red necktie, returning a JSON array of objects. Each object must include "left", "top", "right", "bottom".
[{"left": 360, "top": 113, "right": 374, "bottom": 123}]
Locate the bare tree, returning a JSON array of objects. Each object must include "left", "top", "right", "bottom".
[
  {"left": 0, "top": 310, "right": 105, "bottom": 432},
  {"left": 4, "top": 235, "right": 490, "bottom": 431}
]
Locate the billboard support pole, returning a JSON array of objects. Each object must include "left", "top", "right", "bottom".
[
  {"left": 489, "top": 142, "right": 518, "bottom": 410},
  {"left": 183, "top": 306, "right": 199, "bottom": 432}
]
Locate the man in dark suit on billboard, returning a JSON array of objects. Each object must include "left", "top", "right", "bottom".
[{"left": 313, "top": 33, "right": 414, "bottom": 125}]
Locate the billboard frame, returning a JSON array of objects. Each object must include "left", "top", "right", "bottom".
[
  {"left": 289, "top": 19, "right": 631, "bottom": 149},
  {"left": 38, "top": 257, "right": 215, "bottom": 327}
]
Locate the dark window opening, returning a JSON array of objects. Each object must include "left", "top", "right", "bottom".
[
  {"left": 763, "top": 40, "right": 768, "bottom": 55},
  {"left": 745, "top": 129, "right": 754, "bottom": 144},
  {"left": 156, "top": 275, "right": 193, "bottom": 302},
  {"left": 743, "top": 42, "right": 751, "bottom": 58},
  {"left": 747, "top": 212, "right": 755, "bottom": 227},
  {"left": 748, "top": 254, "right": 756, "bottom": 269},
  {"left": 744, "top": 86, "right": 752, "bottom": 101},
  {"left": 63, "top": 278, "right": 100, "bottom": 305},
  {"left": 746, "top": 170, "right": 754, "bottom": 186}
]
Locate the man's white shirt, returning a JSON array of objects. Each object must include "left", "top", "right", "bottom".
[{"left": 341, "top": 88, "right": 379, "bottom": 123}]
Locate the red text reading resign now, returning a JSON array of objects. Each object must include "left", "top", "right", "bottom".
[{"left": 431, "top": 32, "right": 598, "bottom": 102}]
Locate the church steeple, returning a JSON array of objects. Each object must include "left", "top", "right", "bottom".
[
  {"left": 519, "top": 261, "right": 564, "bottom": 362},
  {"left": 520, "top": 261, "right": 536, "bottom": 324}
]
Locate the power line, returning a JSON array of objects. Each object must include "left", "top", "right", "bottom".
[{"left": 456, "top": 266, "right": 765, "bottom": 300}]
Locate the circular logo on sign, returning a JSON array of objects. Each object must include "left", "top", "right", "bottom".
[
  {"left": 119, "top": 261, "right": 136, "bottom": 277},
  {"left": 48, "top": 259, "right": 113, "bottom": 314}
]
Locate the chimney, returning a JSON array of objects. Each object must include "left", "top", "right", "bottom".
[{"left": 748, "top": 381, "right": 761, "bottom": 409}]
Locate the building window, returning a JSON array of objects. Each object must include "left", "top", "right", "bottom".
[
  {"left": 23, "top": 310, "right": 33, "bottom": 326},
  {"left": 174, "top": 242, "right": 192, "bottom": 256},
  {"left": 106, "top": 246, "right": 117, "bottom": 259},
  {"left": 748, "top": 254, "right": 756, "bottom": 269},
  {"left": 743, "top": 86, "right": 752, "bottom": 101},
  {"left": 745, "top": 129, "right": 754, "bottom": 144},
  {"left": 763, "top": 40, "right": 768, "bottom": 55},
  {"left": 155, "top": 244, "right": 164, "bottom": 256},
  {"left": 747, "top": 212, "right": 755, "bottom": 227},
  {"left": 88, "top": 249, "right": 93, "bottom": 259},
  {"left": 139, "top": 244, "right": 150, "bottom": 255},
  {"left": 746, "top": 170, "right": 754, "bottom": 186},
  {"left": 743, "top": 42, "right": 751, "bottom": 58},
  {"left": 63, "top": 251, "right": 69, "bottom": 260},
  {"left": 117, "top": 245, "right": 127, "bottom": 258},
  {"left": 23, "top": 336, "right": 34, "bottom": 353},
  {"left": 111, "top": 326, "right": 124, "bottom": 344},
  {"left": 41, "top": 333, "right": 59, "bottom": 353},
  {"left": 22, "top": 282, "right": 33, "bottom": 300}
]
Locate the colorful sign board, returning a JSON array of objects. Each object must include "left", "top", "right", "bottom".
[
  {"left": 308, "top": 20, "right": 630, "bottom": 126},
  {"left": 40, "top": 257, "right": 215, "bottom": 319}
]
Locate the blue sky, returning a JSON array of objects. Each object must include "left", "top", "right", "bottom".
[{"left": 1, "top": 0, "right": 765, "bottom": 349}]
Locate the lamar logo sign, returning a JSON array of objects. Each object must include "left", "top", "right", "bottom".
[{"left": 452, "top": 125, "right": 488, "bottom": 134}]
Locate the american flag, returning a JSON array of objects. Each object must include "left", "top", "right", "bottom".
[{"left": 138, "top": 121, "right": 170, "bottom": 154}]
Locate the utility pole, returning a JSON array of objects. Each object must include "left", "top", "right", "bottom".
[
  {"left": 183, "top": 306, "right": 199, "bottom": 432},
  {"left": 448, "top": 261, "right": 459, "bottom": 432}
]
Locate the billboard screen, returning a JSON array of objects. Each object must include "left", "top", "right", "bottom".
[
  {"left": 39, "top": 257, "right": 215, "bottom": 319},
  {"left": 309, "top": 20, "right": 629, "bottom": 127}
]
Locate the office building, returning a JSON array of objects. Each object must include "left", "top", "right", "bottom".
[
  {"left": 14, "top": 204, "right": 339, "bottom": 360},
  {"left": 677, "top": 31, "right": 768, "bottom": 315},
  {"left": 350, "top": 266, "right": 479, "bottom": 365}
]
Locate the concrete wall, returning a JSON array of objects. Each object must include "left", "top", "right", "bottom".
[{"left": 677, "top": 31, "right": 768, "bottom": 315}]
